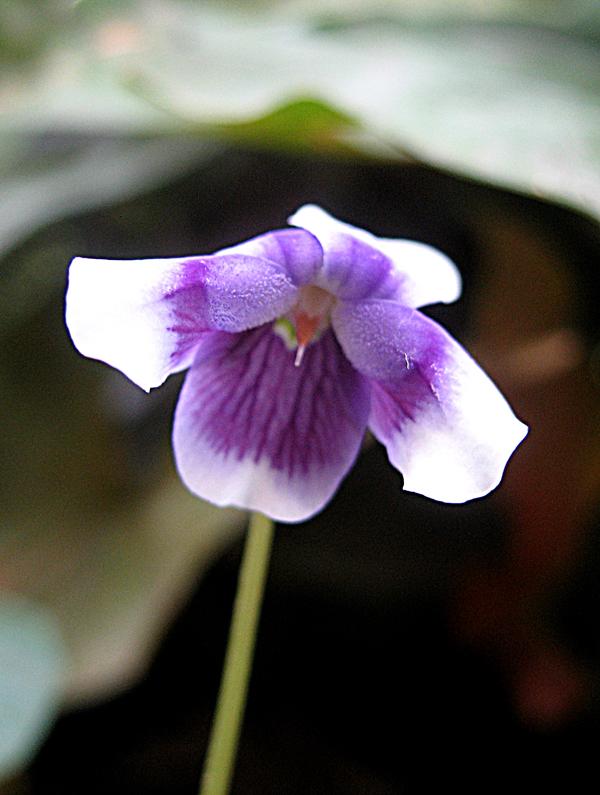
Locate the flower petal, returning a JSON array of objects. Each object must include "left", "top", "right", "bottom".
[
  {"left": 65, "top": 254, "right": 299, "bottom": 392},
  {"left": 288, "top": 205, "right": 400, "bottom": 301},
  {"left": 289, "top": 204, "right": 461, "bottom": 307},
  {"left": 332, "top": 300, "right": 528, "bottom": 503},
  {"left": 172, "top": 326, "right": 371, "bottom": 523},
  {"left": 219, "top": 228, "right": 323, "bottom": 286}
]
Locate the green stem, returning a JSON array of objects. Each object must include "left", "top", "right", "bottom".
[{"left": 199, "top": 512, "right": 275, "bottom": 795}]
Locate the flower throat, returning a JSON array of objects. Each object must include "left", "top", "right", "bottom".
[{"left": 273, "top": 285, "right": 335, "bottom": 366}]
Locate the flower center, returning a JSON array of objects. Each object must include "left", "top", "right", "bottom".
[{"left": 273, "top": 285, "right": 335, "bottom": 366}]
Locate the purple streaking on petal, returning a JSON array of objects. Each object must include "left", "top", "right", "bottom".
[
  {"left": 65, "top": 253, "right": 298, "bottom": 392},
  {"left": 332, "top": 299, "right": 528, "bottom": 503},
  {"left": 289, "top": 204, "right": 462, "bottom": 308},
  {"left": 172, "top": 326, "right": 371, "bottom": 522},
  {"left": 218, "top": 228, "right": 323, "bottom": 286}
]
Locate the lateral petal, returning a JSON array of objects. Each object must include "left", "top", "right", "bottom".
[
  {"left": 332, "top": 299, "right": 527, "bottom": 503},
  {"left": 65, "top": 253, "right": 298, "bottom": 391}
]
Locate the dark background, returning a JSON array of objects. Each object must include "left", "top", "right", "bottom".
[{"left": 10, "top": 145, "right": 599, "bottom": 792}]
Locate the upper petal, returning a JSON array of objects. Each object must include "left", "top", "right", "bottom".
[
  {"left": 332, "top": 299, "right": 528, "bottom": 503},
  {"left": 65, "top": 253, "right": 298, "bottom": 392},
  {"left": 219, "top": 227, "right": 323, "bottom": 286},
  {"left": 172, "top": 326, "right": 371, "bottom": 523},
  {"left": 289, "top": 204, "right": 461, "bottom": 308}
]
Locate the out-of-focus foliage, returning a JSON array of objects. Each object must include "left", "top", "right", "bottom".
[
  {"left": 0, "top": 595, "right": 64, "bottom": 780},
  {"left": 1, "top": 0, "right": 600, "bottom": 243},
  {"left": 0, "top": 136, "right": 218, "bottom": 258}
]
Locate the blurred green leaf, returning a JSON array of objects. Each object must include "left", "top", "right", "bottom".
[
  {"left": 0, "top": 595, "right": 64, "bottom": 781},
  {"left": 214, "top": 99, "right": 359, "bottom": 153},
  {"left": 1, "top": 1, "right": 599, "bottom": 223},
  {"left": 280, "top": 0, "right": 600, "bottom": 41},
  {"left": 0, "top": 136, "right": 218, "bottom": 256},
  {"left": 332, "top": 22, "right": 600, "bottom": 218}
]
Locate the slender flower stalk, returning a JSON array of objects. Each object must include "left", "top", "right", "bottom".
[{"left": 199, "top": 512, "right": 274, "bottom": 795}]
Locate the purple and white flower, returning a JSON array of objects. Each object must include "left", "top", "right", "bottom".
[{"left": 65, "top": 205, "right": 527, "bottom": 522}]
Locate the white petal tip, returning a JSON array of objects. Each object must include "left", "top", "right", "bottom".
[{"left": 400, "top": 417, "right": 528, "bottom": 504}]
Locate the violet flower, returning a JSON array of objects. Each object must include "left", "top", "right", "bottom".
[{"left": 66, "top": 205, "right": 527, "bottom": 522}]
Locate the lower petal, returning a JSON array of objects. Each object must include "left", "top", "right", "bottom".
[
  {"left": 333, "top": 299, "right": 528, "bottom": 503},
  {"left": 172, "top": 327, "right": 370, "bottom": 522}
]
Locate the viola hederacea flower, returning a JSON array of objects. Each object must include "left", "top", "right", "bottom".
[{"left": 66, "top": 205, "right": 527, "bottom": 522}]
